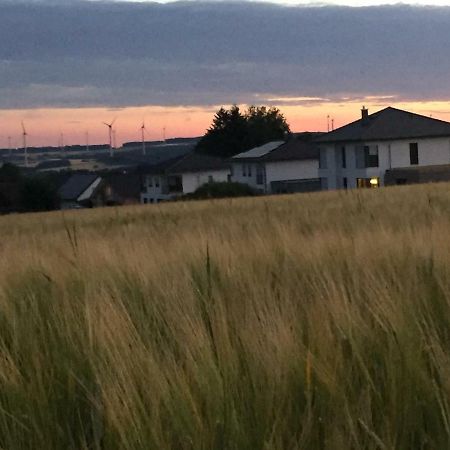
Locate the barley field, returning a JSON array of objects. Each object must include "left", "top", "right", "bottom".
[{"left": 0, "top": 183, "right": 450, "bottom": 449}]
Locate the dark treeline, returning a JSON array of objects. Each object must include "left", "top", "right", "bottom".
[{"left": 0, "top": 164, "right": 60, "bottom": 213}]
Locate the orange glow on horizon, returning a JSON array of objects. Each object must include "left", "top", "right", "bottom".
[{"left": 1, "top": 100, "right": 450, "bottom": 148}]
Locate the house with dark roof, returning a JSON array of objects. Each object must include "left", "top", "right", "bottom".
[
  {"left": 316, "top": 107, "right": 450, "bottom": 190},
  {"left": 138, "top": 152, "right": 230, "bottom": 203},
  {"left": 231, "top": 134, "right": 321, "bottom": 194},
  {"left": 58, "top": 173, "right": 102, "bottom": 209}
]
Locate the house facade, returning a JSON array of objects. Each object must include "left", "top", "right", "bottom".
[
  {"left": 317, "top": 107, "right": 450, "bottom": 190},
  {"left": 140, "top": 152, "right": 230, "bottom": 203},
  {"left": 231, "top": 136, "right": 321, "bottom": 194}
]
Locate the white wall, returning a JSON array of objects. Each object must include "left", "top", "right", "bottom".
[
  {"left": 231, "top": 162, "right": 265, "bottom": 191},
  {"left": 319, "top": 137, "right": 450, "bottom": 190},
  {"left": 232, "top": 159, "right": 319, "bottom": 193},
  {"left": 140, "top": 175, "right": 172, "bottom": 203},
  {"left": 77, "top": 177, "right": 102, "bottom": 202},
  {"left": 265, "top": 160, "right": 318, "bottom": 187},
  {"left": 181, "top": 169, "right": 230, "bottom": 194}
]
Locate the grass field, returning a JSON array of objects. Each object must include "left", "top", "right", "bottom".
[{"left": 1, "top": 183, "right": 450, "bottom": 449}]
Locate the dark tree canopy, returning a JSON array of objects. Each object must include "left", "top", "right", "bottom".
[{"left": 195, "top": 105, "right": 290, "bottom": 158}]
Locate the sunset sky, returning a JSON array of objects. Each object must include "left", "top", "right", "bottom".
[{"left": 2, "top": 0, "right": 450, "bottom": 147}]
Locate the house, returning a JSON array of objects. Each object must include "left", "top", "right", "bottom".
[
  {"left": 58, "top": 173, "right": 103, "bottom": 209},
  {"left": 98, "top": 174, "right": 141, "bottom": 206},
  {"left": 231, "top": 135, "right": 321, "bottom": 194},
  {"left": 316, "top": 107, "right": 450, "bottom": 189},
  {"left": 139, "top": 152, "right": 230, "bottom": 204}
]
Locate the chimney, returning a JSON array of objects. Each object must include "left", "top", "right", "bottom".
[{"left": 361, "top": 106, "right": 369, "bottom": 122}]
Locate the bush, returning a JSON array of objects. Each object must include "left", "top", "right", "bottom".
[{"left": 186, "top": 182, "right": 257, "bottom": 199}]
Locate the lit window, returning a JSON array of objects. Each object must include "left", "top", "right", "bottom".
[{"left": 357, "top": 177, "right": 380, "bottom": 188}]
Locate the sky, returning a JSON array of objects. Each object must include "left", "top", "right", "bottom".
[{"left": 2, "top": 0, "right": 450, "bottom": 146}]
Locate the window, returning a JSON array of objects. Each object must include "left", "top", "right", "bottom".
[
  {"left": 343, "top": 177, "right": 348, "bottom": 189},
  {"left": 143, "top": 198, "right": 148, "bottom": 204},
  {"left": 248, "top": 164, "right": 252, "bottom": 177},
  {"left": 155, "top": 177, "right": 160, "bottom": 188},
  {"left": 357, "top": 177, "right": 379, "bottom": 188},
  {"left": 208, "top": 175, "right": 213, "bottom": 183},
  {"left": 256, "top": 165, "right": 264, "bottom": 185},
  {"left": 242, "top": 164, "right": 246, "bottom": 177},
  {"left": 341, "top": 146, "right": 346, "bottom": 168},
  {"left": 364, "top": 145, "right": 379, "bottom": 168},
  {"left": 148, "top": 176, "right": 153, "bottom": 187},
  {"left": 410, "top": 143, "right": 419, "bottom": 165}
]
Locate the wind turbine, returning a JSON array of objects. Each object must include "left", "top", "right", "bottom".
[
  {"left": 102, "top": 118, "right": 116, "bottom": 157},
  {"left": 141, "top": 121, "right": 147, "bottom": 156},
  {"left": 112, "top": 129, "right": 117, "bottom": 151},
  {"left": 7, "top": 136, "right": 12, "bottom": 158},
  {"left": 21, "top": 121, "right": 28, "bottom": 167}
]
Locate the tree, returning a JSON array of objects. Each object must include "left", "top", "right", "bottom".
[
  {"left": 20, "top": 176, "right": 60, "bottom": 212},
  {"left": 196, "top": 105, "right": 291, "bottom": 158}
]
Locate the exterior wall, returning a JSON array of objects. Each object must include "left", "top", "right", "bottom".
[
  {"left": 77, "top": 178, "right": 102, "bottom": 202},
  {"left": 140, "top": 169, "right": 230, "bottom": 203},
  {"left": 181, "top": 169, "right": 230, "bottom": 194},
  {"left": 232, "top": 159, "right": 320, "bottom": 194},
  {"left": 319, "top": 137, "right": 450, "bottom": 190},
  {"left": 140, "top": 175, "right": 173, "bottom": 203},
  {"left": 265, "top": 160, "right": 319, "bottom": 193},
  {"left": 231, "top": 162, "right": 266, "bottom": 192}
]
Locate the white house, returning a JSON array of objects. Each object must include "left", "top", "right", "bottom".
[
  {"left": 231, "top": 135, "right": 321, "bottom": 194},
  {"left": 317, "top": 107, "right": 450, "bottom": 190},
  {"left": 140, "top": 152, "right": 230, "bottom": 203}
]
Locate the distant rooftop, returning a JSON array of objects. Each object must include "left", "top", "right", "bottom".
[
  {"left": 233, "top": 141, "right": 285, "bottom": 159},
  {"left": 316, "top": 107, "right": 450, "bottom": 143},
  {"left": 58, "top": 173, "right": 100, "bottom": 201},
  {"left": 232, "top": 135, "right": 320, "bottom": 162}
]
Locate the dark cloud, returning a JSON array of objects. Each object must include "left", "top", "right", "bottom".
[{"left": 1, "top": 0, "right": 450, "bottom": 108}]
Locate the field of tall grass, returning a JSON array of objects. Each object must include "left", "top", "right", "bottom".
[{"left": 1, "top": 183, "right": 450, "bottom": 449}]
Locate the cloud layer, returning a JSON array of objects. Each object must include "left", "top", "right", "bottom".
[{"left": 1, "top": 0, "right": 450, "bottom": 109}]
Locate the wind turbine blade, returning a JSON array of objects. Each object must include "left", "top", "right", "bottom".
[
  {"left": 102, "top": 122, "right": 110, "bottom": 127},
  {"left": 21, "top": 121, "right": 26, "bottom": 134},
  {"left": 111, "top": 117, "right": 117, "bottom": 127}
]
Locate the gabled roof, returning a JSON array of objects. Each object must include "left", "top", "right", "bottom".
[
  {"left": 168, "top": 152, "right": 229, "bottom": 174},
  {"left": 316, "top": 107, "right": 450, "bottom": 143},
  {"left": 137, "top": 152, "right": 229, "bottom": 175},
  {"left": 135, "top": 154, "right": 187, "bottom": 175},
  {"left": 58, "top": 173, "right": 100, "bottom": 201},
  {"left": 262, "top": 138, "right": 319, "bottom": 162},
  {"left": 232, "top": 137, "right": 319, "bottom": 162},
  {"left": 233, "top": 141, "right": 285, "bottom": 159}
]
